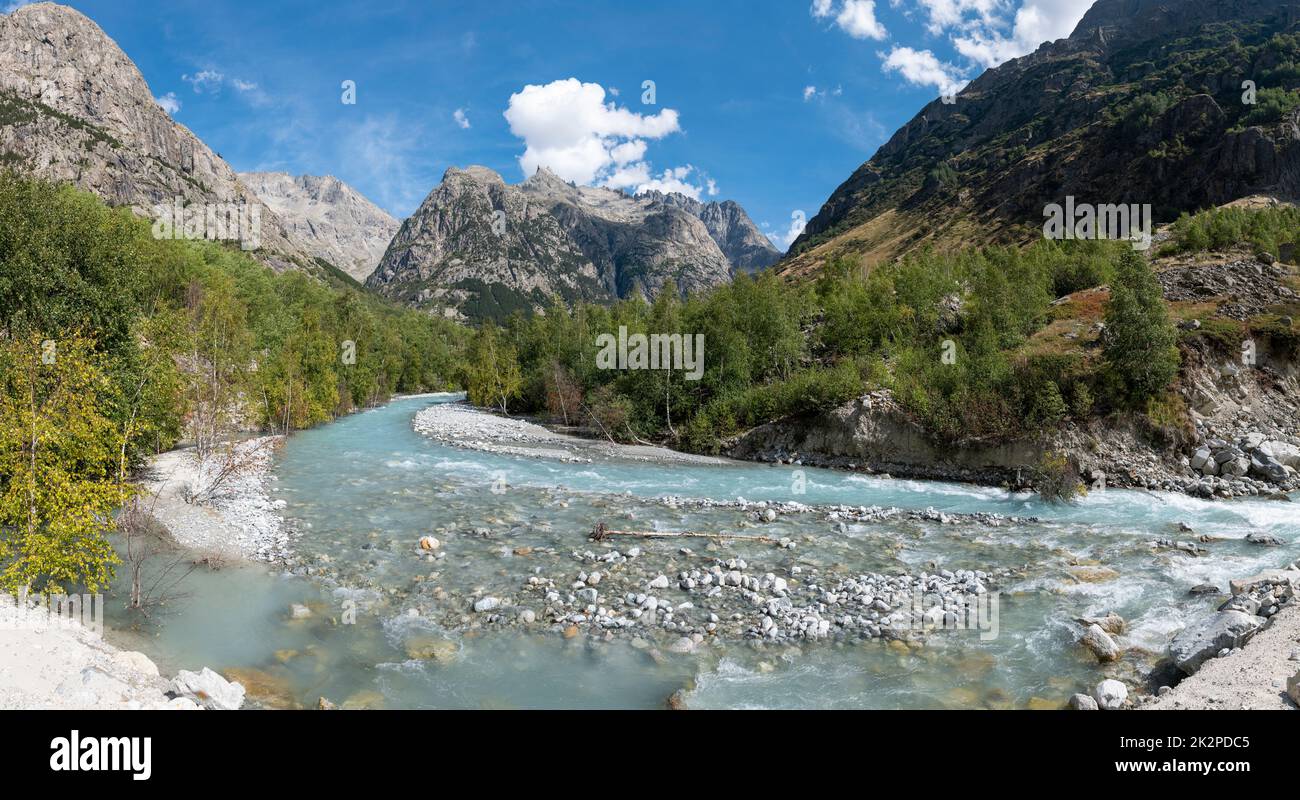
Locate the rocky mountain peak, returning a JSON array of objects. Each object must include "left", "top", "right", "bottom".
[
  {"left": 0, "top": 2, "right": 310, "bottom": 271},
  {"left": 366, "top": 165, "right": 755, "bottom": 321},
  {"left": 239, "top": 171, "right": 400, "bottom": 283},
  {"left": 641, "top": 189, "right": 781, "bottom": 272}
]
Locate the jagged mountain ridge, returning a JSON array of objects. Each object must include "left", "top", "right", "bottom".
[
  {"left": 641, "top": 190, "right": 782, "bottom": 272},
  {"left": 781, "top": 0, "right": 1300, "bottom": 279},
  {"left": 367, "top": 166, "right": 752, "bottom": 321},
  {"left": 240, "top": 172, "right": 399, "bottom": 282},
  {"left": 0, "top": 2, "right": 311, "bottom": 272}
]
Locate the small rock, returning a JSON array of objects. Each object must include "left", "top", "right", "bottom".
[
  {"left": 170, "top": 667, "right": 245, "bottom": 711},
  {"left": 1092, "top": 679, "right": 1127, "bottom": 711}
]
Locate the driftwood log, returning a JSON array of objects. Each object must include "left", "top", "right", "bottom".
[{"left": 590, "top": 521, "right": 779, "bottom": 545}]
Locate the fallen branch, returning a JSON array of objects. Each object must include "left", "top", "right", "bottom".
[{"left": 590, "top": 521, "right": 779, "bottom": 545}]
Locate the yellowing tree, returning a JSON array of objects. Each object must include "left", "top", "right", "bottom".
[{"left": 0, "top": 331, "right": 125, "bottom": 593}]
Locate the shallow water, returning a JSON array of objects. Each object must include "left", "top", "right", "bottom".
[{"left": 105, "top": 395, "right": 1300, "bottom": 709}]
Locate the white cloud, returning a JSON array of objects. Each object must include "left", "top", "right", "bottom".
[
  {"left": 880, "top": 46, "right": 967, "bottom": 96},
  {"left": 933, "top": 0, "right": 1093, "bottom": 68},
  {"left": 803, "top": 84, "right": 843, "bottom": 102},
  {"left": 453, "top": 108, "right": 471, "bottom": 129},
  {"left": 810, "top": 1, "right": 887, "bottom": 40},
  {"left": 180, "top": 71, "right": 268, "bottom": 105},
  {"left": 836, "top": 0, "right": 889, "bottom": 40},
  {"left": 504, "top": 77, "right": 711, "bottom": 198},
  {"left": 812, "top": 0, "right": 1094, "bottom": 85},
  {"left": 773, "top": 210, "right": 808, "bottom": 250},
  {"left": 634, "top": 166, "right": 706, "bottom": 200},
  {"left": 155, "top": 92, "right": 181, "bottom": 115},
  {"left": 182, "top": 70, "right": 225, "bottom": 94}
]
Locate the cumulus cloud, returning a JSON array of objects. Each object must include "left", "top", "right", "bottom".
[
  {"left": 453, "top": 108, "right": 471, "bottom": 129},
  {"left": 155, "top": 92, "right": 181, "bottom": 115},
  {"left": 836, "top": 0, "right": 889, "bottom": 40},
  {"left": 504, "top": 78, "right": 711, "bottom": 198},
  {"left": 932, "top": 0, "right": 1093, "bottom": 68},
  {"left": 879, "top": 46, "right": 967, "bottom": 96},
  {"left": 812, "top": 0, "right": 1093, "bottom": 89},
  {"left": 812, "top": 1, "right": 888, "bottom": 40},
  {"left": 772, "top": 210, "right": 808, "bottom": 251}
]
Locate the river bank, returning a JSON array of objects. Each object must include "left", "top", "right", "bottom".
[
  {"left": 141, "top": 436, "right": 288, "bottom": 562},
  {"left": 0, "top": 594, "right": 179, "bottom": 709},
  {"left": 1144, "top": 599, "right": 1300, "bottom": 710}
]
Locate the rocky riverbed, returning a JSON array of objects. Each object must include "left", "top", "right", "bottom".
[{"left": 142, "top": 436, "right": 290, "bottom": 562}]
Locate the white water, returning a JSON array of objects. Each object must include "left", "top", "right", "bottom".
[{"left": 104, "top": 395, "right": 1299, "bottom": 709}]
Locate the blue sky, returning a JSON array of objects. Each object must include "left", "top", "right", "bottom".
[{"left": 24, "top": 0, "right": 1094, "bottom": 248}]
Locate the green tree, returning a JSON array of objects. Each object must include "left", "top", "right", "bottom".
[
  {"left": 0, "top": 331, "right": 124, "bottom": 593},
  {"left": 466, "top": 323, "right": 523, "bottom": 413},
  {"left": 1103, "top": 250, "right": 1180, "bottom": 404}
]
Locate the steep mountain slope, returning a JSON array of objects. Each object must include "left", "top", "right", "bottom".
[
  {"left": 240, "top": 172, "right": 399, "bottom": 282},
  {"left": 367, "top": 166, "right": 738, "bottom": 321},
  {"left": 781, "top": 0, "right": 1300, "bottom": 279},
  {"left": 643, "top": 191, "right": 782, "bottom": 272},
  {"left": 0, "top": 2, "right": 310, "bottom": 272}
]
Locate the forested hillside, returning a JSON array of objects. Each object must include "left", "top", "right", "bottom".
[{"left": 0, "top": 174, "right": 465, "bottom": 593}]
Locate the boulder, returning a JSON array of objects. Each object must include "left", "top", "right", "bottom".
[
  {"left": 404, "top": 636, "right": 458, "bottom": 663},
  {"left": 418, "top": 535, "right": 441, "bottom": 551},
  {"left": 473, "top": 596, "right": 501, "bottom": 613},
  {"left": 1189, "top": 447, "right": 1211, "bottom": 470},
  {"left": 1092, "top": 679, "right": 1127, "bottom": 710},
  {"left": 1222, "top": 457, "right": 1250, "bottom": 478},
  {"left": 1288, "top": 672, "right": 1300, "bottom": 707},
  {"left": 169, "top": 667, "right": 245, "bottom": 710},
  {"left": 1266, "top": 441, "right": 1300, "bottom": 469},
  {"left": 1169, "top": 611, "right": 1262, "bottom": 675},
  {"left": 1248, "top": 452, "right": 1288, "bottom": 483},
  {"left": 1245, "top": 533, "right": 1285, "bottom": 546},
  {"left": 1069, "top": 693, "right": 1099, "bottom": 711},
  {"left": 1077, "top": 611, "right": 1126, "bottom": 635},
  {"left": 111, "top": 651, "right": 160, "bottom": 678},
  {"left": 1080, "top": 624, "right": 1121, "bottom": 662}
]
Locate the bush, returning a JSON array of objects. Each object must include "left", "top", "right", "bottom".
[{"left": 1032, "top": 451, "right": 1086, "bottom": 504}]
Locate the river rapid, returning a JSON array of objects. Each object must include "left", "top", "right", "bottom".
[{"left": 104, "top": 395, "right": 1300, "bottom": 709}]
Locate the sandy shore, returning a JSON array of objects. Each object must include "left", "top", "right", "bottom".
[
  {"left": 1146, "top": 601, "right": 1300, "bottom": 710},
  {"left": 140, "top": 436, "right": 289, "bottom": 561},
  {"left": 413, "top": 402, "right": 730, "bottom": 466}
]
